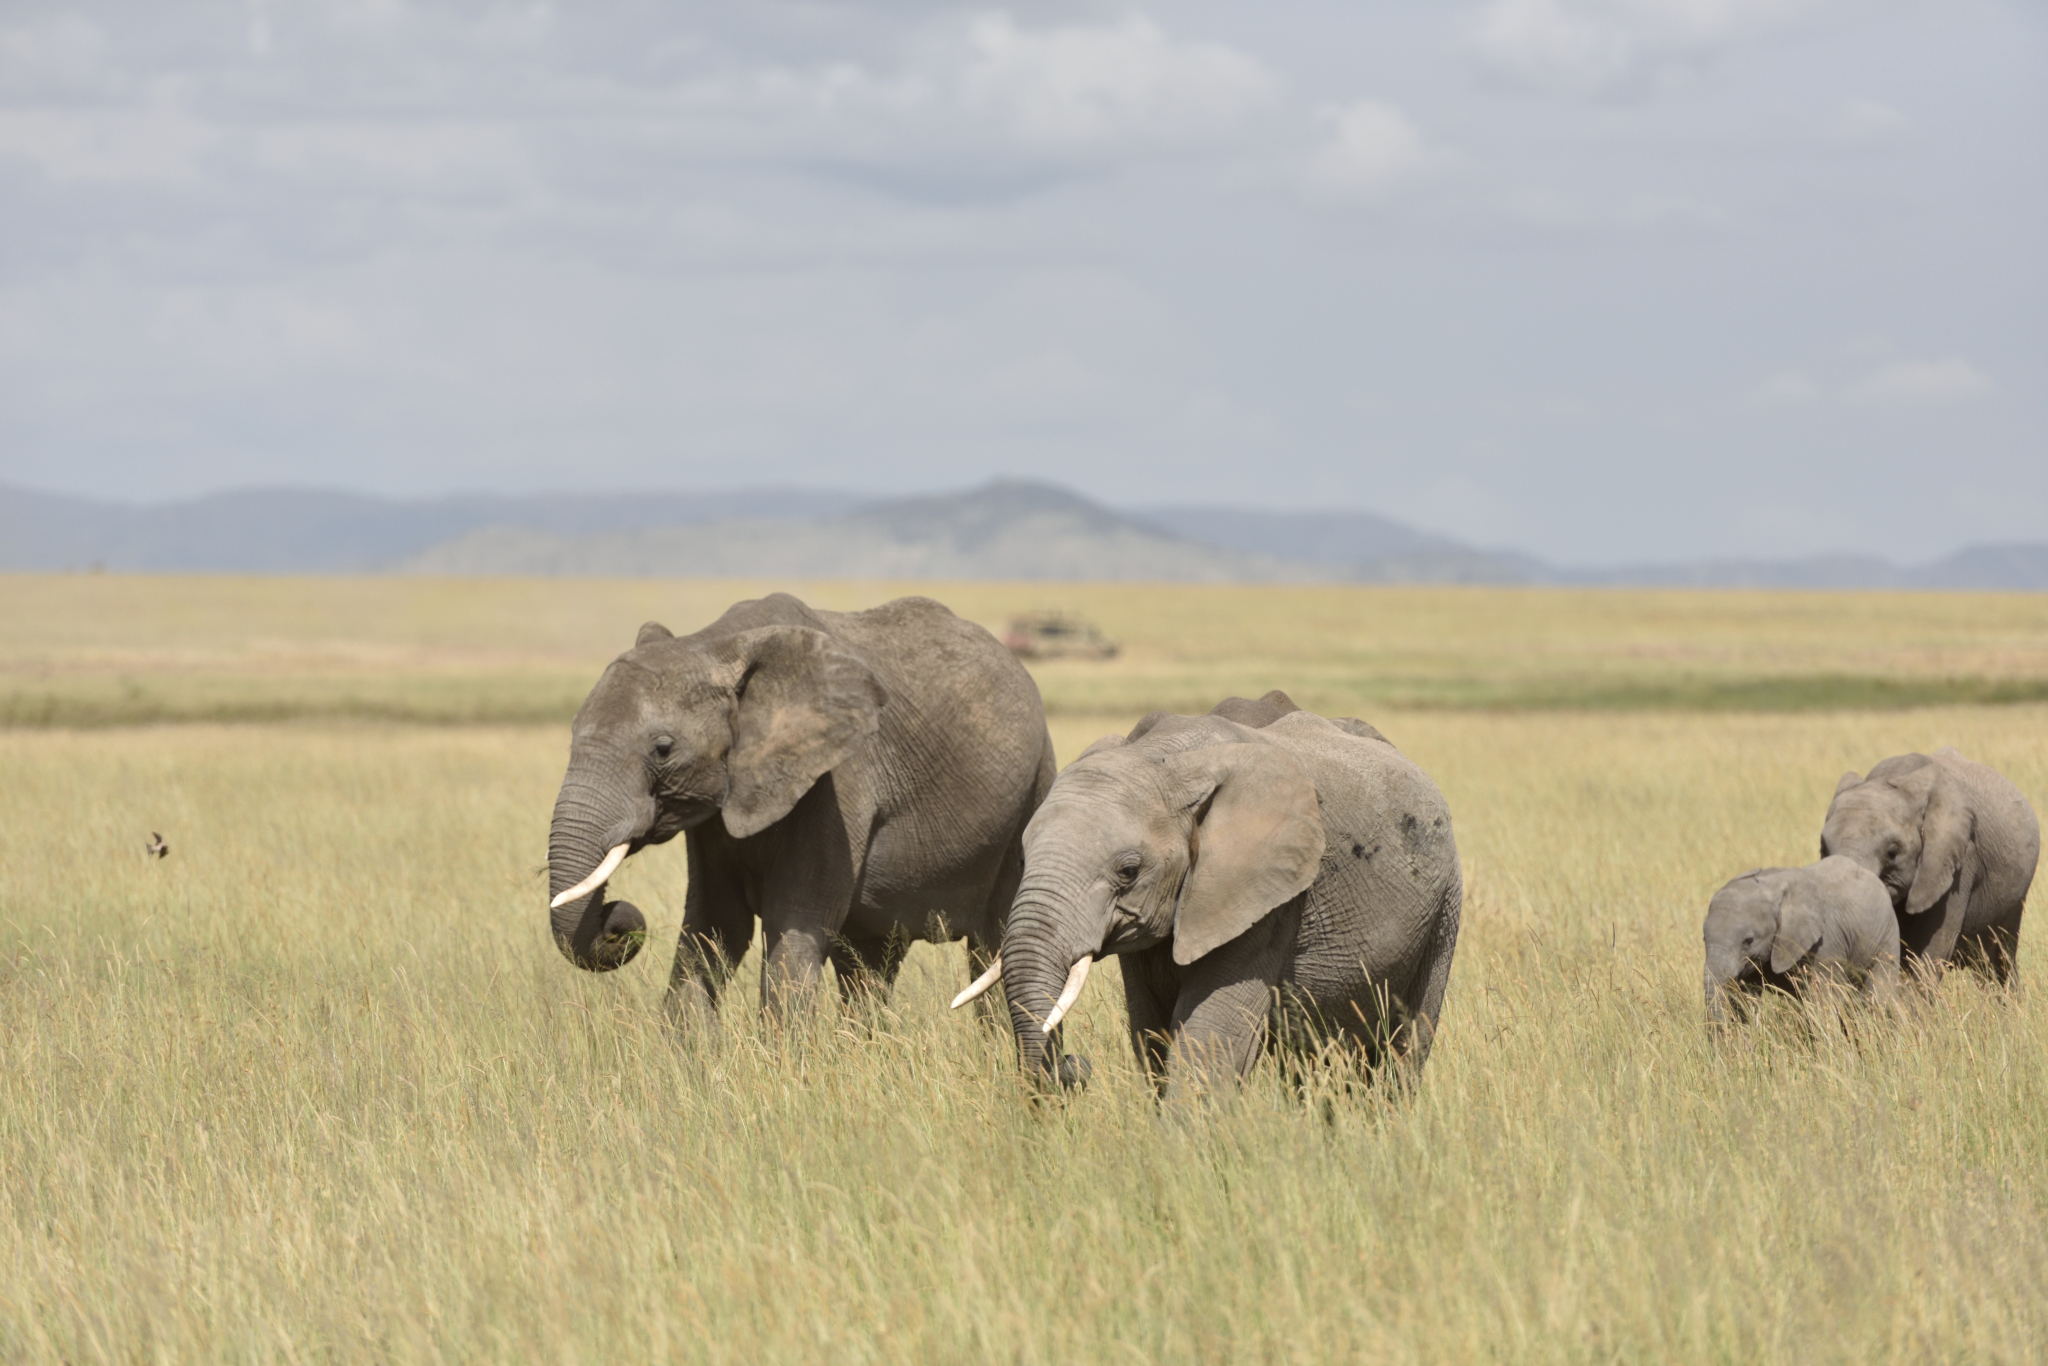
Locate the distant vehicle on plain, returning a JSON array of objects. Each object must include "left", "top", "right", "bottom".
[{"left": 1003, "top": 612, "right": 1119, "bottom": 661}]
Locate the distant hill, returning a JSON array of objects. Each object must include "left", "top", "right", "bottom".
[
  {"left": 1134, "top": 505, "right": 1550, "bottom": 584},
  {"left": 400, "top": 481, "right": 1311, "bottom": 581},
  {"left": 3, "top": 478, "right": 2044, "bottom": 587}
]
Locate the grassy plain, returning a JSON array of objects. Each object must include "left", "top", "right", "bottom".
[
  {"left": 2, "top": 576, "right": 2046, "bottom": 1362},
  {"left": 6, "top": 574, "right": 2048, "bottom": 724}
]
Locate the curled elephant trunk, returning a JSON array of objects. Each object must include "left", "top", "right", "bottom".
[
  {"left": 999, "top": 896, "right": 1102, "bottom": 1079},
  {"left": 548, "top": 779, "right": 649, "bottom": 972}
]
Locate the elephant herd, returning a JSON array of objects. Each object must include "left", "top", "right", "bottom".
[
  {"left": 1703, "top": 748, "right": 2039, "bottom": 1017},
  {"left": 543, "top": 592, "right": 2038, "bottom": 1099}
]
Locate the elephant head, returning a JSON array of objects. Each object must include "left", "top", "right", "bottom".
[
  {"left": 546, "top": 619, "right": 886, "bottom": 971},
  {"left": 1701, "top": 868, "right": 1810, "bottom": 1018},
  {"left": 1820, "top": 755, "right": 1968, "bottom": 921},
  {"left": 984, "top": 726, "right": 1324, "bottom": 1076}
]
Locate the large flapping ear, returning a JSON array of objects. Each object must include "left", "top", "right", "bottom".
[
  {"left": 1769, "top": 880, "right": 1824, "bottom": 974},
  {"left": 721, "top": 627, "right": 886, "bottom": 839},
  {"left": 636, "top": 621, "right": 675, "bottom": 647},
  {"left": 1905, "top": 768, "right": 1974, "bottom": 917},
  {"left": 1163, "top": 743, "right": 1325, "bottom": 966}
]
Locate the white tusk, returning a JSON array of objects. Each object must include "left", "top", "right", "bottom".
[
  {"left": 950, "top": 956, "right": 1003, "bottom": 1010},
  {"left": 1041, "top": 956, "right": 1093, "bottom": 1034},
  {"left": 550, "top": 843, "right": 630, "bottom": 909}
]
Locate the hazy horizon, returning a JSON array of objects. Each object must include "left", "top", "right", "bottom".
[{"left": 4, "top": 2, "right": 2043, "bottom": 563}]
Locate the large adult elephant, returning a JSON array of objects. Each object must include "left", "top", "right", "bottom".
[
  {"left": 1819, "top": 747, "right": 2038, "bottom": 982},
  {"left": 960, "top": 691, "right": 1462, "bottom": 1098},
  {"left": 546, "top": 592, "right": 1056, "bottom": 1021}
]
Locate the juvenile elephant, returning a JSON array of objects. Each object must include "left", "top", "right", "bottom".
[
  {"left": 1702, "top": 857, "right": 1899, "bottom": 1020},
  {"left": 959, "top": 691, "right": 1461, "bottom": 1098},
  {"left": 546, "top": 593, "right": 1055, "bottom": 1021},
  {"left": 1820, "top": 747, "right": 2039, "bottom": 982}
]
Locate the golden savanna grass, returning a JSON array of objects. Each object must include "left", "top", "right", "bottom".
[{"left": 2, "top": 577, "right": 2045, "bottom": 1362}]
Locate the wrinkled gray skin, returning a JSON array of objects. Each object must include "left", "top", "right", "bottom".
[
  {"left": 1702, "top": 857, "right": 1900, "bottom": 1021},
  {"left": 547, "top": 593, "right": 1055, "bottom": 1021},
  {"left": 1820, "top": 748, "right": 2039, "bottom": 983},
  {"left": 999, "top": 690, "right": 1461, "bottom": 1099}
]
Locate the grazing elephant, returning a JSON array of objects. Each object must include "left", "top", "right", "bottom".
[
  {"left": 1702, "top": 857, "right": 1900, "bottom": 1020},
  {"left": 1820, "top": 748, "right": 2039, "bottom": 983},
  {"left": 546, "top": 592, "right": 1055, "bottom": 1022},
  {"left": 959, "top": 690, "right": 1461, "bottom": 1098}
]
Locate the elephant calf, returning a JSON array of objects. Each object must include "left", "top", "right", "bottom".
[
  {"left": 960, "top": 690, "right": 1462, "bottom": 1099},
  {"left": 1702, "top": 857, "right": 1900, "bottom": 1020},
  {"left": 546, "top": 592, "right": 1055, "bottom": 1023},
  {"left": 1820, "top": 747, "right": 2039, "bottom": 983}
]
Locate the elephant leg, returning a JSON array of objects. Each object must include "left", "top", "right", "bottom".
[
  {"left": 665, "top": 828, "right": 755, "bottom": 1031},
  {"left": 1961, "top": 908, "right": 2024, "bottom": 986},
  {"left": 963, "top": 822, "right": 1031, "bottom": 1025},
  {"left": 1119, "top": 947, "right": 1179, "bottom": 1093},
  {"left": 760, "top": 924, "right": 833, "bottom": 1022},
  {"left": 829, "top": 930, "right": 908, "bottom": 1007},
  {"left": 1161, "top": 913, "right": 1290, "bottom": 1103},
  {"left": 1991, "top": 903, "right": 2024, "bottom": 986},
  {"left": 753, "top": 776, "right": 862, "bottom": 1025}
]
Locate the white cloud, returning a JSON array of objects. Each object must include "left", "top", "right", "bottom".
[
  {"left": 1302, "top": 100, "right": 1446, "bottom": 201},
  {"left": 632, "top": 11, "right": 1282, "bottom": 180},
  {"left": 954, "top": 14, "right": 1280, "bottom": 153},
  {"left": 1845, "top": 356, "right": 1994, "bottom": 404},
  {"left": 1465, "top": 0, "right": 1898, "bottom": 99}
]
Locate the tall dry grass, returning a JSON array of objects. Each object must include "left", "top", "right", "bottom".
[{"left": 3, "top": 697, "right": 2043, "bottom": 1362}]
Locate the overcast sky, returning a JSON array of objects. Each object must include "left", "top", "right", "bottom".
[{"left": 2, "top": 1, "right": 2042, "bottom": 562}]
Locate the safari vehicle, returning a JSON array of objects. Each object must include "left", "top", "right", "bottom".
[{"left": 1002, "top": 611, "right": 1119, "bottom": 661}]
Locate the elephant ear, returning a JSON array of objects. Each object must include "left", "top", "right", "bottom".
[
  {"left": 636, "top": 621, "right": 675, "bottom": 647},
  {"left": 1769, "top": 882, "right": 1825, "bottom": 974},
  {"left": 1163, "top": 743, "right": 1325, "bottom": 966},
  {"left": 721, "top": 627, "right": 886, "bottom": 840},
  {"left": 1904, "top": 769, "right": 1975, "bottom": 917}
]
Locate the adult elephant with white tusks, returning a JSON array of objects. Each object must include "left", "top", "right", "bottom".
[
  {"left": 546, "top": 592, "right": 1056, "bottom": 1026},
  {"left": 962, "top": 689, "right": 1461, "bottom": 1100},
  {"left": 1820, "top": 747, "right": 2039, "bottom": 984}
]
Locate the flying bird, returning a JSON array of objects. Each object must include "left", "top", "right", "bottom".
[{"left": 147, "top": 832, "right": 169, "bottom": 859}]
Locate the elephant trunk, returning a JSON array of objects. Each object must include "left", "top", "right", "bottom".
[
  {"left": 548, "top": 767, "right": 652, "bottom": 972},
  {"left": 999, "top": 885, "right": 1107, "bottom": 1078}
]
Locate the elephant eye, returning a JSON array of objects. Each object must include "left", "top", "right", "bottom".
[
  {"left": 1885, "top": 842, "right": 1901, "bottom": 859},
  {"left": 653, "top": 735, "right": 674, "bottom": 759},
  {"left": 1113, "top": 852, "right": 1141, "bottom": 885}
]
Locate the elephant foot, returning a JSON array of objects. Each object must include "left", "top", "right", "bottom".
[{"left": 1056, "top": 1055, "right": 1093, "bottom": 1092}]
